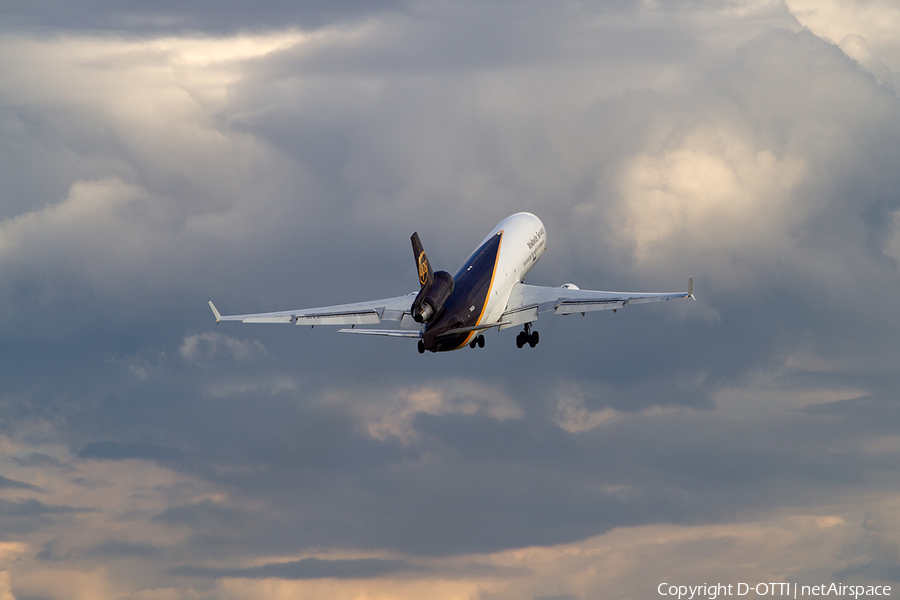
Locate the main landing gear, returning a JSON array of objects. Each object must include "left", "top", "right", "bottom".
[
  {"left": 469, "top": 334, "right": 486, "bottom": 349},
  {"left": 516, "top": 323, "right": 539, "bottom": 348}
]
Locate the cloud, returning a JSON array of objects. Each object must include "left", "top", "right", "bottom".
[
  {"left": 786, "top": 0, "right": 900, "bottom": 76},
  {"left": 0, "top": 177, "right": 156, "bottom": 284},
  {"left": 0, "top": 0, "right": 406, "bottom": 34},
  {"left": 171, "top": 556, "right": 420, "bottom": 580},
  {"left": 82, "top": 540, "right": 164, "bottom": 560},
  {"left": 179, "top": 332, "right": 268, "bottom": 363},
  {"left": 0, "top": 498, "right": 96, "bottom": 518},
  {"left": 551, "top": 377, "right": 710, "bottom": 433},
  {"left": 0, "top": 31, "right": 321, "bottom": 344},
  {"left": 76, "top": 441, "right": 183, "bottom": 463},
  {"left": 615, "top": 121, "right": 808, "bottom": 273},
  {"left": 152, "top": 498, "right": 255, "bottom": 537},
  {"left": 214, "top": 577, "right": 496, "bottom": 600},
  {"left": 553, "top": 395, "right": 622, "bottom": 433},
  {"left": 10, "top": 453, "right": 67, "bottom": 470},
  {"left": 839, "top": 34, "right": 897, "bottom": 88},
  {"left": 0, "top": 542, "right": 28, "bottom": 562},
  {"left": 322, "top": 378, "right": 523, "bottom": 443},
  {"left": 713, "top": 355, "right": 868, "bottom": 414},
  {"left": 884, "top": 209, "right": 900, "bottom": 264},
  {"left": 0, "top": 571, "right": 13, "bottom": 600},
  {"left": 0, "top": 476, "right": 41, "bottom": 492},
  {"left": 2, "top": 1, "right": 900, "bottom": 599}
]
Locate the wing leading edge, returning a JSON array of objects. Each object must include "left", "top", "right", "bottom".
[
  {"left": 499, "top": 277, "right": 694, "bottom": 330},
  {"left": 208, "top": 293, "right": 420, "bottom": 328}
]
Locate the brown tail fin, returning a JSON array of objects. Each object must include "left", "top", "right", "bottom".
[{"left": 411, "top": 232, "right": 434, "bottom": 289}]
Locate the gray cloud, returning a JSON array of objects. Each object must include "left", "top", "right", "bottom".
[
  {"left": 171, "top": 556, "right": 422, "bottom": 580},
  {"left": 0, "top": 499, "right": 94, "bottom": 517},
  {"left": 83, "top": 540, "right": 165, "bottom": 560},
  {"left": 76, "top": 441, "right": 184, "bottom": 463},
  {"left": 0, "top": 475, "right": 41, "bottom": 492},
  {"left": 152, "top": 499, "right": 256, "bottom": 537},
  {"left": 10, "top": 453, "right": 67, "bottom": 469},
  {"left": 0, "top": 0, "right": 409, "bottom": 34}
]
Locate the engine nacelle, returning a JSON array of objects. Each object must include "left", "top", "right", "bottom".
[{"left": 411, "top": 270, "right": 455, "bottom": 323}]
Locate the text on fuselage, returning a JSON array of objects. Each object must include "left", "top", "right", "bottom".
[{"left": 526, "top": 227, "right": 545, "bottom": 250}]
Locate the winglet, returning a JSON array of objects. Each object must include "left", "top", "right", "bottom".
[
  {"left": 688, "top": 276, "right": 695, "bottom": 300},
  {"left": 209, "top": 300, "right": 223, "bottom": 324}
]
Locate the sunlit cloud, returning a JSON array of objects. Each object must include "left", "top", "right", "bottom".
[
  {"left": 615, "top": 121, "right": 808, "bottom": 276},
  {"left": 0, "top": 571, "right": 13, "bottom": 600},
  {"left": 0, "top": 444, "right": 223, "bottom": 600},
  {"left": 554, "top": 397, "right": 621, "bottom": 433},
  {"left": 786, "top": 0, "right": 900, "bottom": 75},
  {"left": 180, "top": 331, "right": 267, "bottom": 363},
  {"left": 322, "top": 379, "right": 523, "bottom": 443},
  {"left": 202, "top": 376, "right": 298, "bottom": 399},
  {"left": 215, "top": 577, "right": 496, "bottom": 600}
]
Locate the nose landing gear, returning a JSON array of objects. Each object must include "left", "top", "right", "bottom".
[
  {"left": 468, "top": 334, "right": 486, "bottom": 349},
  {"left": 515, "top": 323, "right": 539, "bottom": 348}
]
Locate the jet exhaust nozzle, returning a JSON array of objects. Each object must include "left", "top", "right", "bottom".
[{"left": 412, "top": 270, "right": 454, "bottom": 323}]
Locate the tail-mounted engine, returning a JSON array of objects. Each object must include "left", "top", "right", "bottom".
[
  {"left": 410, "top": 232, "right": 455, "bottom": 323},
  {"left": 412, "top": 270, "right": 454, "bottom": 322}
]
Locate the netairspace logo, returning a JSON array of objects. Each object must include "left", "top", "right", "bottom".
[{"left": 658, "top": 582, "right": 892, "bottom": 599}]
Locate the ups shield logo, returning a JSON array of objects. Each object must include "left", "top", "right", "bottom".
[{"left": 417, "top": 252, "right": 429, "bottom": 286}]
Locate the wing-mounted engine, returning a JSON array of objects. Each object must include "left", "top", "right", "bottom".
[{"left": 410, "top": 232, "right": 455, "bottom": 323}]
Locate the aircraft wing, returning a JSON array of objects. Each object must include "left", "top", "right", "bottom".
[
  {"left": 499, "top": 277, "right": 693, "bottom": 330},
  {"left": 209, "top": 292, "right": 420, "bottom": 328}
]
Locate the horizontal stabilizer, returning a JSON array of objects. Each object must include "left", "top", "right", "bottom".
[
  {"left": 293, "top": 310, "right": 381, "bottom": 325},
  {"left": 338, "top": 328, "right": 422, "bottom": 338}
]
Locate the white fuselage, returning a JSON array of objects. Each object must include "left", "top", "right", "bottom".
[
  {"left": 475, "top": 212, "right": 547, "bottom": 326},
  {"left": 421, "top": 212, "right": 546, "bottom": 351}
]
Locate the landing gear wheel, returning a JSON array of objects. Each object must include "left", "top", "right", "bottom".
[
  {"left": 418, "top": 339, "right": 425, "bottom": 354},
  {"left": 469, "top": 339, "right": 477, "bottom": 349},
  {"left": 477, "top": 334, "right": 485, "bottom": 348},
  {"left": 517, "top": 323, "right": 537, "bottom": 349},
  {"left": 516, "top": 332, "right": 526, "bottom": 348}
]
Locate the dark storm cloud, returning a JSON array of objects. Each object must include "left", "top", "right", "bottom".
[
  {"left": 837, "top": 553, "right": 900, "bottom": 584},
  {"left": 10, "top": 453, "right": 66, "bottom": 469},
  {"left": 152, "top": 499, "right": 256, "bottom": 536},
  {"left": 0, "top": 498, "right": 96, "bottom": 517},
  {"left": 0, "top": 0, "right": 408, "bottom": 34},
  {"left": 76, "top": 440, "right": 184, "bottom": 462},
  {"left": 269, "top": 399, "right": 898, "bottom": 556},
  {"left": 71, "top": 380, "right": 893, "bottom": 561},
  {"left": 171, "top": 556, "right": 422, "bottom": 580},
  {"left": 0, "top": 475, "right": 41, "bottom": 491},
  {"left": 83, "top": 540, "right": 164, "bottom": 559}
]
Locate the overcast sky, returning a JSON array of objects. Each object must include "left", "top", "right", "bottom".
[{"left": 3, "top": 1, "right": 900, "bottom": 599}]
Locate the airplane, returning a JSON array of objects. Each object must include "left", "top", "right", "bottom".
[{"left": 209, "top": 212, "right": 694, "bottom": 353}]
